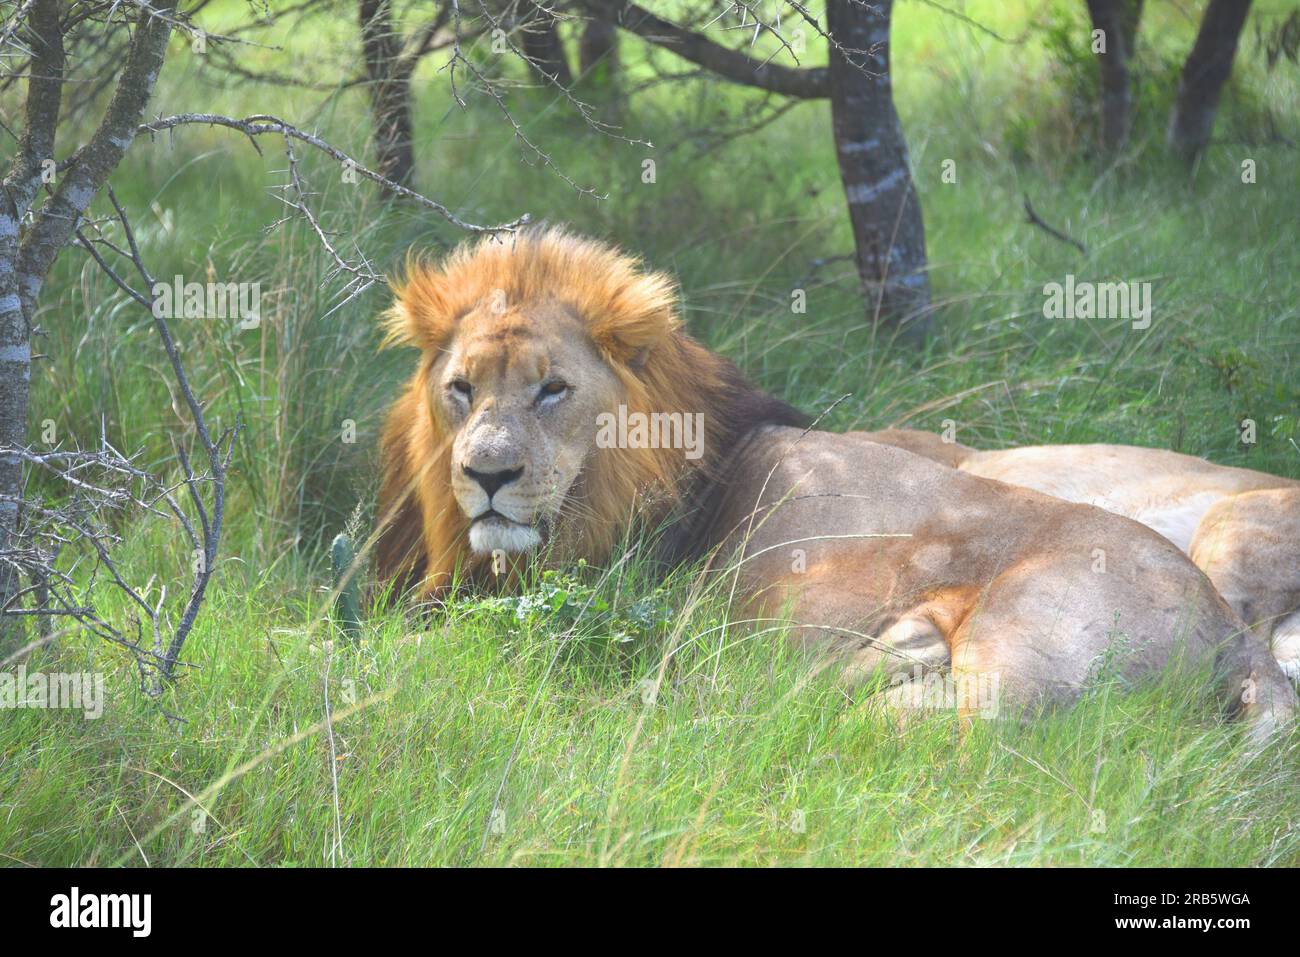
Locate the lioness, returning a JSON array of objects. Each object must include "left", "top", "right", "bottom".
[
  {"left": 865, "top": 429, "right": 1300, "bottom": 681},
  {"left": 375, "top": 229, "right": 1295, "bottom": 736}
]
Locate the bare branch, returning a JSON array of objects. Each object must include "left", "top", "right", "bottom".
[
  {"left": 277, "top": 136, "right": 382, "bottom": 305},
  {"left": 135, "top": 112, "right": 531, "bottom": 234},
  {"left": 577, "top": 0, "right": 830, "bottom": 98}
]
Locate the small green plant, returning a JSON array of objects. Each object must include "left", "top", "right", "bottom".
[
  {"left": 330, "top": 532, "right": 361, "bottom": 641},
  {"left": 472, "top": 563, "right": 677, "bottom": 648}
]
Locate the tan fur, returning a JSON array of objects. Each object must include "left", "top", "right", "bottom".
[
  {"left": 376, "top": 228, "right": 764, "bottom": 594},
  {"left": 376, "top": 231, "right": 1296, "bottom": 736},
  {"left": 862, "top": 431, "right": 1300, "bottom": 679}
]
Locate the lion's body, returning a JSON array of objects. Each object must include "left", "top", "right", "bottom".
[
  {"left": 712, "top": 428, "right": 1289, "bottom": 722},
  {"left": 376, "top": 230, "right": 1296, "bottom": 736},
  {"left": 864, "top": 430, "right": 1300, "bottom": 680}
]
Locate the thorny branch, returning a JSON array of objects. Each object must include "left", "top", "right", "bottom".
[
  {"left": 133, "top": 112, "right": 532, "bottom": 233},
  {"left": 0, "top": 1, "right": 532, "bottom": 693},
  {"left": 0, "top": 428, "right": 229, "bottom": 698}
]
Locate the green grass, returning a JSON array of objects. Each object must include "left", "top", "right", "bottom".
[
  {"left": 6, "top": 562, "right": 1300, "bottom": 867},
  {"left": 3, "top": 0, "right": 1299, "bottom": 866}
]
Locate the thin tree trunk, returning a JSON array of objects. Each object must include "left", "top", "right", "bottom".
[
  {"left": 520, "top": 3, "right": 573, "bottom": 88},
  {"left": 1168, "top": 0, "right": 1253, "bottom": 161},
  {"left": 2, "top": 0, "right": 64, "bottom": 641},
  {"left": 2, "top": 0, "right": 174, "bottom": 642},
  {"left": 826, "top": 0, "right": 931, "bottom": 338},
  {"left": 1086, "top": 0, "right": 1143, "bottom": 152},
  {"left": 359, "top": 0, "right": 415, "bottom": 185},
  {"left": 579, "top": 16, "right": 619, "bottom": 83},
  {"left": 1120, "top": 0, "right": 1143, "bottom": 58}
]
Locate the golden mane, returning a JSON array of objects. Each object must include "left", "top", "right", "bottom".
[{"left": 375, "top": 228, "right": 807, "bottom": 597}]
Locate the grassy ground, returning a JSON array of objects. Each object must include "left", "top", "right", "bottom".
[{"left": 3, "top": 0, "right": 1299, "bottom": 866}]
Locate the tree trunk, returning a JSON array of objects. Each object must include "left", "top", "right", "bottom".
[
  {"left": 1, "top": 0, "right": 64, "bottom": 641},
  {"left": 1168, "top": 0, "right": 1253, "bottom": 161},
  {"left": 359, "top": 0, "right": 416, "bottom": 185},
  {"left": 579, "top": 16, "right": 619, "bottom": 83},
  {"left": 1085, "top": 0, "right": 1144, "bottom": 152},
  {"left": 2, "top": 0, "right": 173, "bottom": 642},
  {"left": 1120, "top": 0, "right": 1143, "bottom": 58},
  {"left": 520, "top": 3, "right": 574, "bottom": 88},
  {"left": 826, "top": 0, "right": 931, "bottom": 338}
]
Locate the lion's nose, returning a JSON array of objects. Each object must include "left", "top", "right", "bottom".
[{"left": 463, "top": 465, "right": 524, "bottom": 499}]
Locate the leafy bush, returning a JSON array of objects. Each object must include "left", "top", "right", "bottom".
[{"left": 471, "top": 563, "right": 678, "bottom": 649}]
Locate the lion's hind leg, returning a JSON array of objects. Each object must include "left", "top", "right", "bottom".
[
  {"left": 758, "top": 571, "right": 966, "bottom": 696},
  {"left": 839, "top": 614, "right": 950, "bottom": 688},
  {"left": 946, "top": 556, "right": 1297, "bottom": 742},
  {"left": 833, "top": 613, "right": 965, "bottom": 729},
  {"left": 837, "top": 588, "right": 983, "bottom": 720}
]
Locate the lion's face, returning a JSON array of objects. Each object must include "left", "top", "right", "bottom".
[
  {"left": 377, "top": 228, "right": 700, "bottom": 592},
  {"left": 434, "top": 299, "right": 622, "bottom": 556}
]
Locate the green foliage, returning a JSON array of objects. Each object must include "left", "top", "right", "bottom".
[
  {"left": 1007, "top": 1, "right": 1288, "bottom": 160},
  {"left": 474, "top": 564, "right": 677, "bottom": 648},
  {"left": 4, "top": 576, "right": 1298, "bottom": 866},
  {"left": 330, "top": 533, "right": 361, "bottom": 641}
]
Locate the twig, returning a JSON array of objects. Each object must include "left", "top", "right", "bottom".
[
  {"left": 134, "top": 112, "right": 530, "bottom": 234},
  {"left": 1023, "top": 194, "right": 1087, "bottom": 255}
]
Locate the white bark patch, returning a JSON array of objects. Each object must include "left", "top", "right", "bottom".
[
  {"left": 844, "top": 167, "right": 907, "bottom": 205},
  {"left": 838, "top": 138, "right": 881, "bottom": 155},
  {"left": 65, "top": 183, "right": 97, "bottom": 211}
]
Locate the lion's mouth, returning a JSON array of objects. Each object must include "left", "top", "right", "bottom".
[{"left": 467, "top": 510, "right": 546, "bottom": 555}]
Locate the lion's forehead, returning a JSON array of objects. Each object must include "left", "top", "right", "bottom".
[
  {"left": 460, "top": 339, "right": 550, "bottom": 384},
  {"left": 460, "top": 297, "right": 581, "bottom": 338},
  {"left": 454, "top": 306, "right": 579, "bottom": 378},
  {"left": 447, "top": 306, "right": 616, "bottom": 399}
]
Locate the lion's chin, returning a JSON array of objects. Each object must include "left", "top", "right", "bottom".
[{"left": 468, "top": 516, "right": 543, "bottom": 555}]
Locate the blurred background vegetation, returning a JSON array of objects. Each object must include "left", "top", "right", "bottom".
[{"left": 23, "top": 0, "right": 1298, "bottom": 589}]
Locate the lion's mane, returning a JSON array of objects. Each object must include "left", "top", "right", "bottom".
[{"left": 374, "top": 228, "right": 807, "bottom": 596}]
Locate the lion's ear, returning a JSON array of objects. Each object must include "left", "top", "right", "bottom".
[
  {"left": 587, "top": 270, "right": 680, "bottom": 365},
  {"left": 381, "top": 267, "right": 456, "bottom": 352}
]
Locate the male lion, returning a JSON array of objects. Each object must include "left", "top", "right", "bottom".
[
  {"left": 375, "top": 229, "right": 1295, "bottom": 736},
  {"left": 864, "top": 429, "right": 1300, "bottom": 682}
]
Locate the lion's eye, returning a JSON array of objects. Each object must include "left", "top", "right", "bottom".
[
  {"left": 537, "top": 380, "right": 568, "bottom": 404},
  {"left": 450, "top": 378, "right": 472, "bottom": 400}
]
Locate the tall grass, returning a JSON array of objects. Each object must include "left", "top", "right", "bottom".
[{"left": 5, "top": 556, "right": 1299, "bottom": 866}]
